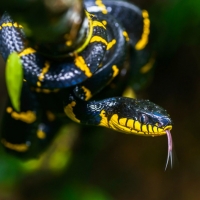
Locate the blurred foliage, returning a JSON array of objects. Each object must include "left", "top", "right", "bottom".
[
  {"left": 1, "top": 0, "right": 200, "bottom": 199},
  {"left": 150, "top": 0, "right": 200, "bottom": 56}
]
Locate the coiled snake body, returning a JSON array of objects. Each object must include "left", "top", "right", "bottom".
[{"left": 0, "top": 0, "right": 173, "bottom": 168}]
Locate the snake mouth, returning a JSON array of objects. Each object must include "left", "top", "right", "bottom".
[
  {"left": 103, "top": 113, "right": 173, "bottom": 136},
  {"left": 143, "top": 125, "right": 173, "bottom": 136}
]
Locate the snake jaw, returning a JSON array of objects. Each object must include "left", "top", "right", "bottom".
[{"left": 165, "top": 129, "right": 173, "bottom": 170}]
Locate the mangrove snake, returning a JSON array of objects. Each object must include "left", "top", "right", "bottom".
[{"left": 0, "top": 0, "right": 173, "bottom": 169}]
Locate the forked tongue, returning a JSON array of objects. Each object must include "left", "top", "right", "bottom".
[{"left": 165, "top": 129, "right": 173, "bottom": 170}]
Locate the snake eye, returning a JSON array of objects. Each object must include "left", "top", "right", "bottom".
[{"left": 140, "top": 114, "right": 148, "bottom": 124}]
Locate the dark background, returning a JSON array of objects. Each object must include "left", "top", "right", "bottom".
[{"left": 0, "top": 0, "right": 200, "bottom": 199}]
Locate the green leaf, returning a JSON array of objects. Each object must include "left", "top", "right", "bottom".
[{"left": 5, "top": 52, "right": 23, "bottom": 112}]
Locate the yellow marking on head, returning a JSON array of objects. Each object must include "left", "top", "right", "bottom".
[
  {"left": 90, "top": 36, "right": 108, "bottom": 46},
  {"left": 1, "top": 139, "right": 29, "bottom": 152},
  {"left": 37, "top": 130, "right": 46, "bottom": 139},
  {"left": 95, "top": 0, "right": 108, "bottom": 14},
  {"left": 23, "top": 79, "right": 27, "bottom": 82},
  {"left": 123, "top": 31, "right": 129, "bottom": 42},
  {"left": 158, "top": 128, "right": 163, "bottom": 132},
  {"left": 99, "top": 109, "right": 109, "bottom": 127},
  {"left": 81, "top": 86, "right": 92, "bottom": 101},
  {"left": 74, "top": 56, "right": 92, "bottom": 77},
  {"left": 135, "top": 10, "right": 150, "bottom": 50},
  {"left": 140, "top": 57, "right": 155, "bottom": 74},
  {"left": 101, "top": 112, "right": 168, "bottom": 136},
  {"left": 112, "top": 65, "right": 119, "bottom": 78},
  {"left": 109, "top": 114, "right": 139, "bottom": 134},
  {"left": 127, "top": 119, "right": 134, "bottom": 128},
  {"left": 134, "top": 121, "right": 141, "bottom": 131},
  {"left": 148, "top": 124, "right": 153, "bottom": 133},
  {"left": 119, "top": 118, "right": 127, "bottom": 126},
  {"left": 64, "top": 101, "right": 80, "bottom": 123},
  {"left": 142, "top": 125, "right": 148, "bottom": 132},
  {"left": 102, "top": 20, "right": 107, "bottom": 26},
  {"left": 46, "top": 111, "right": 55, "bottom": 121},
  {"left": 93, "top": 21, "right": 106, "bottom": 29},
  {"left": 107, "top": 39, "right": 116, "bottom": 50},
  {"left": 18, "top": 47, "right": 36, "bottom": 57},
  {"left": 153, "top": 126, "right": 158, "bottom": 133},
  {"left": 11, "top": 110, "right": 36, "bottom": 123},
  {"left": 122, "top": 86, "right": 136, "bottom": 99},
  {"left": 164, "top": 125, "right": 172, "bottom": 131},
  {"left": 108, "top": 114, "right": 118, "bottom": 128},
  {"left": 6, "top": 107, "right": 13, "bottom": 113}
]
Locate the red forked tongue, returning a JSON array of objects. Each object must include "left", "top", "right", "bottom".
[{"left": 165, "top": 129, "right": 173, "bottom": 170}]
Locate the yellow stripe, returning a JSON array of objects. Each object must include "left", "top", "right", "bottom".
[
  {"left": 102, "top": 20, "right": 107, "bottom": 26},
  {"left": 140, "top": 57, "right": 155, "bottom": 74},
  {"left": 74, "top": 11, "right": 94, "bottom": 53},
  {"left": 99, "top": 109, "right": 109, "bottom": 127},
  {"left": 92, "top": 21, "right": 106, "bottom": 29},
  {"left": 11, "top": 111, "right": 36, "bottom": 123},
  {"left": 135, "top": 10, "right": 150, "bottom": 50},
  {"left": 6, "top": 107, "right": 12, "bottom": 113},
  {"left": 90, "top": 36, "right": 108, "bottom": 46},
  {"left": 81, "top": 86, "right": 92, "bottom": 101},
  {"left": 122, "top": 86, "right": 136, "bottom": 99},
  {"left": 95, "top": 0, "right": 108, "bottom": 14},
  {"left": 148, "top": 124, "right": 153, "bottom": 133},
  {"left": 38, "top": 61, "right": 50, "bottom": 81},
  {"left": 37, "top": 130, "right": 46, "bottom": 139},
  {"left": 1, "top": 139, "right": 29, "bottom": 152},
  {"left": 112, "top": 65, "right": 119, "bottom": 78},
  {"left": 74, "top": 56, "right": 92, "bottom": 77},
  {"left": 142, "top": 125, "right": 148, "bottom": 132},
  {"left": 37, "top": 61, "right": 50, "bottom": 87},
  {"left": 107, "top": 39, "right": 116, "bottom": 50},
  {"left": 6, "top": 107, "right": 36, "bottom": 123},
  {"left": 18, "top": 47, "right": 36, "bottom": 57},
  {"left": 134, "top": 121, "right": 141, "bottom": 131},
  {"left": 2, "top": 22, "right": 13, "bottom": 27},
  {"left": 127, "top": 119, "right": 134, "bottom": 128},
  {"left": 13, "top": 22, "right": 23, "bottom": 28},
  {"left": 0, "top": 22, "right": 23, "bottom": 30},
  {"left": 33, "top": 87, "right": 60, "bottom": 93},
  {"left": 153, "top": 126, "right": 158, "bottom": 133},
  {"left": 119, "top": 118, "right": 127, "bottom": 126},
  {"left": 123, "top": 31, "right": 129, "bottom": 42},
  {"left": 64, "top": 101, "right": 80, "bottom": 123}
]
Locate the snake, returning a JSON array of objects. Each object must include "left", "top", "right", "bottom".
[{"left": 0, "top": 0, "right": 173, "bottom": 169}]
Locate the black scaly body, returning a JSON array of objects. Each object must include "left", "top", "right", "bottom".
[{"left": 0, "top": 0, "right": 173, "bottom": 167}]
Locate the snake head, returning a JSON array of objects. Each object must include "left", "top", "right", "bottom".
[
  {"left": 100, "top": 97, "right": 173, "bottom": 170},
  {"left": 104, "top": 98, "right": 172, "bottom": 136}
]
